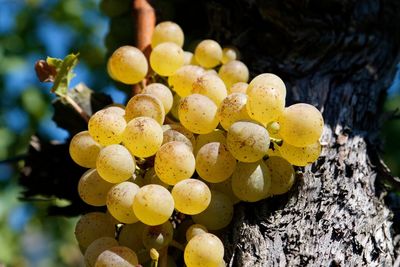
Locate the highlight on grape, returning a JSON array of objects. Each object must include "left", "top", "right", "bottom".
[{"left": 69, "top": 20, "right": 324, "bottom": 267}]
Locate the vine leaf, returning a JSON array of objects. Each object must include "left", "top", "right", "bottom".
[{"left": 46, "top": 53, "right": 79, "bottom": 96}]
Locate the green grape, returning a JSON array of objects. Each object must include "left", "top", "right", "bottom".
[
  {"left": 208, "top": 178, "right": 240, "bottom": 204},
  {"left": 226, "top": 121, "right": 270, "bottom": 162},
  {"left": 88, "top": 109, "right": 127, "bottom": 146},
  {"left": 143, "top": 167, "right": 169, "bottom": 188},
  {"left": 106, "top": 182, "right": 140, "bottom": 224},
  {"left": 178, "top": 94, "right": 219, "bottom": 134},
  {"left": 151, "top": 21, "right": 184, "bottom": 48},
  {"left": 95, "top": 246, "right": 138, "bottom": 267},
  {"left": 183, "top": 51, "right": 194, "bottom": 65},
  {"left": 249, "top": 73, "right": 286, "bottom": 98},
  {"left": 142, "top": 83, "right": 173, "bottom": 113},
  {"left": 169, "top": 65, "right": 205, "bottom": 97},
  {"left": 278, "top": 103, "right": 324, "bottom": 147},
  {"left": 196, "top": 142, "right": 237, "bottom": 183},
  {"left": 142, "top": 221, "right": 173, "bottom": 250},
  {"left": 264, "top": 156, "right": 295, "bottom": 195},
  {"left": 221, "top": 46, "right": 239, "bottom": 64},
  {"left": 172, "top": 179, "right": 211, "bottom": 215},
  {"left": 163, "top": 124, "right": 196, "bottom": 148},
  {"left": 122, "top": 117, "right": 163, "bottom": 158},
  {"left": 184, "top": 233, "right": 224, "bottom": 267},
  {"left": 69, "top": 131, "right": 101, "bottom": 168},
  {"left": 78, "top": 169, "right": 114, "bottom": 207},
  {"left": 163, "top": 128, "right": 194, "bottom": 151},
  {"left": 231, "top": 161, "right": 271, "bottom": 202},
  {"left": 246, "top": 74, "right": 286, "bottom": 125},
  {"left": 96, "top": 144, "right": 136, "bottom": 183},
  {"left": 118, "top": 222, "right": 146, "bottom": 253},
  {"left": 218, "top": 93, "right": 251, "bottom": 130},
  {"left": 170, "top": 93, "right": 181, "bottom": 120},
  {"left": 133, "top": 184, "right": 175, "bottom": 226},
  {"left": 228, "top": 82, "right": 248, "bottom": 94},
  {"left": 108, "top": 46, "right": 148, "bottom": 84},
  {"left": 218, "top": 60, "right": 249, "bottom": 89},
  {"left": 194, "top": 40, "right": 222, "bottom": 68},
  {"left": 192, "top": 190, "right": 233, "bottom": 230},
  {"left": 84, "top": 237, "right": 119, "bottom": 267},
  {"left": 155, "top": 141, "right": 195, "bottom": 185},
  {"left": 75, "top": 212, "right": 115, "bottom": 251},
  {"left": 125, "top": 94, "right": 165, "bottom": 125},
  {"left": 278, "top": 141, "right": 321, "bottom": 166},
  {"left": 194, "top": 129, "right": 226, "bottom": 155},
  {"left": 150, "top": 42, "right": 185, "bottom": 76},
  {"left": 191, "top": 73, "right": 227, "bottom": 105},
  {"left": 186, "top": 224, "right": 208, "bottom": 242}
]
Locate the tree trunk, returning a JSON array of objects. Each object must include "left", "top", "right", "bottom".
[{"left": 201, "top": 0, "right": 400, "bottom": 266}]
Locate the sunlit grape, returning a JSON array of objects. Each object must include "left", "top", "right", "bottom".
[
  {"left": 70, "top": 131, "right": 101, "bottom": 168},
  {"left": 151, "top": 21, "right": 184, "bottom": 48}
]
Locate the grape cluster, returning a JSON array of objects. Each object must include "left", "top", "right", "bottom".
[{"left": 70, "top": 21, "right": 324, "bottom": 267}]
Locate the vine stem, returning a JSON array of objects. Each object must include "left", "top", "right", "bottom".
[{"left": 132, "top": 0, "right": 156, "bottom": 95}]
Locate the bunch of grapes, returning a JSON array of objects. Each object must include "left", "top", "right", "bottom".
[{"left": 70, "top": 21, "right": 324, "bottom": 267}]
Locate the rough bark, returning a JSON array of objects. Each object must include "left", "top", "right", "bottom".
[{"left": 200, "top": 0, "right": 400, "bottom": 266}]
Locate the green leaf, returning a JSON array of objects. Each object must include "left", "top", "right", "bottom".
[{"left": 46, "top": 53, "right": 79, "bottom": 96}]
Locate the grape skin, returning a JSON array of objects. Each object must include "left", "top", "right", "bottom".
[
  {"left": 118, "top": 222, "right": 146, "bottom": 254},
  {"left": 218, "top": 92, "right": 251, "bottom": 130},
  {"left": 264, "top": 156, "right": 295, "bottom": 196},
  {"left": 125, "top": 94, "right": 165, "bottom": 125},
  {"left": 221, "top": 46, "right": 239, "bottom": 64},
  {"left": 78, "top": 169, "right": 114, "bottom": 207},
  {"left": 186, "top": 224, "right": 208, "bottom": 242},
  {"left": 191, "top": 73, "right": 227, "bottom": 105},
  {"left": 278, "top": 141, "right": 322, "bottom": 166},
  {"left": 133, "top": 184, "right": 175, "bottom": 226},
  {"left": 218, "top": 60, "right": 249, "bottom": 89},
  {"left": 151, "top": 21, "right": 184, "bottom": 48},
  {"left": 142, "top": 221, "right": 173, "bottom": 250},
  {"left": 88, "top": 109, "right": 127, "bottom": 146},
  {"left": 162, "top": 128, "right": 194, "bottom": 151},
  {"left": 226, "top": 121, "right": 270, "bottom": 162},
  {"left": 84, "top": 237, "right": 118, "bottom": 267},
  {"left": 142, "top": 83, "right": 174, "bottom": 113},
  {"left": 96, "top": 144, "right": 136, "bottom": 183},
  {"left": 172, "top": 179, "right": 211, "bottom": 215},
  {"left": 95, "top": 246, "right": 138, "bottom": 267},
  {"left": 169, "top": 65, "right": 205, "bottom": 97},
  {"left": 194, "top": 39, "right": 223, "bottom": 68},
  {"left": 228, "top": 82, "right": 248, "bottom": 94},
  {"left": 194, "top": 129, "right": 226, "bottom": 155},
  {"left": 150, "top": 42, "right": 185, "bottom": 76},
  {"left": 106, "top": 182, "right": 140, "bottom": 224},
  {"left": 184, "top": 233, "right": 224, "bottom": 267},
  {"left": 69, "top": 131, "right": 101, "bottom": 168}
]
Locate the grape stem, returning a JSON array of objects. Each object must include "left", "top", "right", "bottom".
[
  {"left": 159, "top": 247, "right": 168, "bottom": 267},
  {"left": 270, "top": 137, "right": 283, "bottom": 146},
  {"left": 170, "top": 240, "right": 185, "bottom": 251}
]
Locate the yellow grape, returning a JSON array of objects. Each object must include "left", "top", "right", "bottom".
[
  {"left": 228, "top": 82, "right": 248, "bottom": 94},
  {"left": 125, "top": 94, "right": 165, "bottom": 125},
  {"left": 163, "top": 124, "right": 196, "bottom": 148},
  {"left": 122, "top": 117, "right": 163, "bottom": 158},
  {"left": 169, "top": 65, "right": 205, "bottom": 97},
  {"left": 142, "top": 221, "right": 173, "bottom": 250},
  {"left": 266, "top": 121, "right": 280, "bottom": 138},
  {"left": 155, "top": 141, "right": 195, "bottom": 185},
  {"left": 218, "top": 60, "right": 249, "bottom": 89},
  {"left": 142, "top": 83, "right": 173, "bottom": 113},
  {"left": 88, "top": 109, "right": 126, "bottom": 146},
  {"left": 69, "top": 131, "right": 101, "bottom": 168},
  {"left": 172, "top": 179, "right": 211, "bottom": 215},
  {"left": 106, "top": 182, "right": 140, "bottom": 224},
  {"left": 184, "top": 233, "right": 224, "bottom": 267},
  {"left": 246, "top": 74, "right": 286, "bottom": 125},
  {"left": 84, "top": 237, "right": 118, "bottom": 267},
  {"left": 108, "top": 46, "right": 148, "bottom": 84},
  {"left": 278, "top": 103, "right": 324, "bottom": 147},
  {"left": 194, "top": 39, "right": 222, "bottom": 68},
  {"left": 143, "top": 167, "right": 169, "bottom": 188},
  {"left": 231, "top": 161, "right": 271, "bottom": 202},
  {"left": 194, "top": 129, "right": 225, "bottom": 155},
  {"left": 133, "top": 184, "right": 175, "bottom": 226},
  {"left": 183, "top": 51, "right": 194, "bottom": 65},
  {"left": 192, "top": 73, "right": 227, "bottom": 105},
  {"left": 95, "top": 246, "right": 138, "bottom": 267},
  {"left": 192, "top": 190, "right": 233, "bottom": 230},
  {"left": 103, "top": 105, "right": 125, "bottom": 117},
  {"left": 163, "top": 128, "right": 194, "bottom": 151},
  {"left": 151, "top": 21, "right": 184, "bottom": 48},
  {"left": 278, "top": 141, "right": 321, "bottom": 166},
  {"left": 150, "top": 42, "right": 184, "bottom": 76},
  {"left": 118, "top": 222, "right": 146, "bottom": 253},
  {"left": 78, "top": 169, "right": 114, "bottom": 207},
  {"left": 221, "top": 46, "right": 239, "bottom": 64},
  {"left": 226, "top": 121, "right": 270, "bottom": 162},
  {"left": 208, "top": 178, "right": 240, "bottom": 204},
  {"left": 264, "top": 156, "right": 295, "bottom": 195},
  {"left": 178, "top": 94, "right": 219, "bottom": 134},
  {"left": 96, "top": 144, "right": 136, "bottom": 183},
  {"left": 186, "top": 224, "right": 208, "bottom": 242},
  {"left": 74, "top": 212, "right": 115, "bottom": 251},
  {"left": 196, "top": 142, "right": 237, "bottom": 183},
  {"left": 218, "top": 92, "right": 251, "bottom": 130}
]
